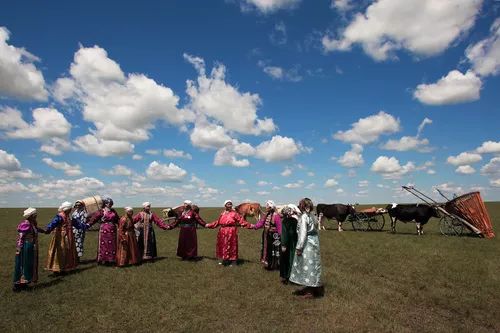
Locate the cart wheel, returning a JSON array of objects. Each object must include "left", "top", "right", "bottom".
[
  {"left": 439, "top": 216, "right": 463, "bottom": 236},
  {"left": 368, "top": 214, "right": 385, "bottom": 231},
  {"left": 351, "top": 213, "right": 369, "bottom": 231},
  {"left": 450, "top": 217, "right": 464, "bottom": 236}
]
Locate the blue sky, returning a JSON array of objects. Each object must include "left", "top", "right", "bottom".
[{"left": 0, "top": 0, "right": 499, "bottom": 207}]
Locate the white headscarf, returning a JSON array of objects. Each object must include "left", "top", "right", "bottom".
[
  {"left": 23, "top": 207, "right": 37, "bottom": 218},
  {"left": 184, "top": 200, "right": 192, "bottom": 205},
  {"left": 287, "top": 204, "right": 301, "bottom": 215},
  {"left": 142, "top": 202, "right": 151, "bottom": 208},
  {"left": 266, "top": 200, "right": 276, "bottom": 209},
  {"left": 224, "top": 199, "right": 232, "bottom": 206},
  {"left": 58, "top": 201, "right": 73, "bottom": 212},
  {"left": 124, "top": 207, "right": 133, "bottom": 212}
]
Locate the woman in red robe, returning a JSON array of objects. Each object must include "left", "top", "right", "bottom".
[
  {"left": 116, "top": 207, "right": 140, "bottom": 267},
  {"left": 205, "top": 200, "right": 251, "bottom": 266},
  {"left": 167, "top": 200, "right": 206, "bottom": 260}
]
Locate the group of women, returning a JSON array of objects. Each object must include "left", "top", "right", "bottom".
[{"left": 12, "top": 197, "right": 323, "bottom": 299}]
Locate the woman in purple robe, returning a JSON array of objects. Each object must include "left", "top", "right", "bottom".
[{"left": 88, "top": 197, "right": 119, "bottom": 265}]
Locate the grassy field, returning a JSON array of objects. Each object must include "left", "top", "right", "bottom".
[{"left": 0, "top": 204, "right": 499, "bottom": 332}]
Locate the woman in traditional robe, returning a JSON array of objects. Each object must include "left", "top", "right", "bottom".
[
  {"left": 205, "top": 200, "right": 251, "bottom": 266},
  {"left": 250, "top": 200, "right": 282, "bottom": 270},
  {"left": 289, "top": 198, "right": 323, "bottom": 298},
  {"left": 116, "top": 207, "right": 140, "bottom": 267},
  {"left": 167, "top": 200, "right": 206, "bottom": 260},
  {"left": 133, "top": 202, "right": 169, "bottom": 261},
  {"left": 279, "top": 204, "right": 300, "bottom": 284},
  {"left": 46, "top": 201, "right": 88, "bottom": 273},
  {"left": 88, "top": 197, "right": 119, "bottom": 265},
  {"left": 13, "top": 208, "right": 45, "bottom": 292},
  {"left": 72, "top": 200, "right": 87, "bottom": 261}
]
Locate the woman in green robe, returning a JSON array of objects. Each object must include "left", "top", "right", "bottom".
[{"left": 279, "top": 204, "right": 300, "bottom": 284}]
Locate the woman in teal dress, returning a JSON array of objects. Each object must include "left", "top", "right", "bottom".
[
  {"left": 289, "top": 198, "right": 324, "bottom": 298},
  {"left": 13, "top": 207, "right": 46, "bottom": 292}
]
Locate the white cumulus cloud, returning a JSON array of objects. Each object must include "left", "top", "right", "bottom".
[
  {"left": 185, "top": 53, "right": 276, "bottom": 136},
  {"left": 146, "top": 161, "right": 187, "bottom": 181},
  {"left": 42, "top": 158, "right": 82, "bottom": 176},
  {"left": 447, "top": 152, "right": 482, "bottom": 166},
  {"left": 456, "top": 165, "right": 476, "bottom": 174},
  {"left": 254, "top": 135, "right": 304, "bottom": 162},
  {"left": 324, "top": 178, "right": 339, "bottom": 188},
  {"left": 371, "top": 156, "right": 416, "bottom": 179},
  {"left": 475, "top": 141, "right": 500, "bottom": 154},
  {"left": 466, "top": 18, "right": 500, "bottom": 77},
  {"left": 163, "top": 149, "right": 192, "bottom": 160},
  {"left": 74, "top": 134, "right": 134, "bottom": 157},
  {"left": 337, "top": 144, "right": 364, "bottom": 167},
  {"left": 334, "top": 111, "right": 400, "bottom": 144},
  {"left": 0, "top": 149, "right": 21, "bottom": 171},
  {"left": 322, "top": 0, "right": 482, "bottom": 61},
  {"left": 239, "top": 0, "right": 301, "bottom": 13},
  {"left": 0, "top": 27, "right": 48, "bottom": 101},
  {"left": 414, "top": 70, "right": 482, "bottom": 105}
]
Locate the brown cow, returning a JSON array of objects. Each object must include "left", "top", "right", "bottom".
[{"left": 234, "top": 202, "right": 262, "bottom": 221}]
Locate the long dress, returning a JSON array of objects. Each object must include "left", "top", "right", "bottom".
[
  {"left": 133, "top": 211, "right": 168, "bottom": 260},
  {"left": 206, "top": 210, "right": 251, "bottom": 261},
  {"left": 252, "top": 212, "right": 282, "bottom": 270},
  {"left": 279, "top": 215, "right": 298, "bottom": 280},
  {"left": 72, "top": 209, "right": 87, "bottom": 258},
  {"left": 13, "top": 220, "right": 40, "bottom": 286},
  {"left": 90, "top": 208, "right": 119, "bottom": 264},
  {"left": 46, "top": 212, "right": 86, "bottom": 272},
  {"left": 168, "top": 209, "right": 206, "bottom": 259},
  {"left": 289, "top": 212, "right": 322, "bottom": 287},
  {"left": 116, "top": 216, "right": 140, "bottom": 267}
]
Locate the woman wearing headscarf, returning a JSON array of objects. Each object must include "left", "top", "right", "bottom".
[
  {"left": 72, "top": 200, "right": 87, "bottom": 262},
  {"left": 133, "top": 202, "right": 169, "bottom": 261},
  {"left": 13, "top": 208, "right": 46, "bottom": 292},
  {"left": 46, "top": 201, "right": 88, "bottom": 273},
  {"left": 167, "top": 200, "right": 206, "bottom": 260},
  {"left": 279, "top": 204, "right": 300, "bottom": 284},
  {"left": 289, "top": 198, "right": 323, "bottom": 298},
  {"left": 88, "top": 196, "right": 120, "bottom": 265},
  {"left": 205, "top": 200, "right": 251, "bottom": 266},
  {"left": 116, "top": 207, "right": 140, "bottom": 267},
  {"left": 249, "top": 200, "right": 282, "bottom": 270}
]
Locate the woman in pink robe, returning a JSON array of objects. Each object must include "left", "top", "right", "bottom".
[{"left": 205, "top": 200, "right": 251, "bottom": 266}]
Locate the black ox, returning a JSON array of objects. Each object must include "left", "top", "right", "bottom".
[
  {"left": 386, "top": 203, "right": 440, "bottom": 235},
  {"left": 316, "top": 204, "right": 356, "bottom": 231}
]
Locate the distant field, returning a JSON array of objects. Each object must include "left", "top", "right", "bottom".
[{"left": 0, "top": 203, "right": 499, "bottom": 332}]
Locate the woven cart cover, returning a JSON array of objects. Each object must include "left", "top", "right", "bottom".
[{"left": 445, "top": 192, "right": 495, "bottom": 238}]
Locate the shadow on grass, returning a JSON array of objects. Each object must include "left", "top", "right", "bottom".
[
  {"left": 47, "top": 265, "right": 96, "bottom": 278},
  {"left": 31, "top": 278, "right": 64, "bottom": 290},
  {"left": 200, "top": 256, "right": 255, "bottom": 266}
]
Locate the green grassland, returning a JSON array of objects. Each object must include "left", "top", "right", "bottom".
[{"left": 0, "top": 204, "right": 499, "bottom": 332}]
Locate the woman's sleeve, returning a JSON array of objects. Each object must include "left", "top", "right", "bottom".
[
  {"left": 88, "top": 210, "right": 103, "bottom": 227},
  {"left": 46, "top": 215, "right": 62, "bottom": 233},
  {"left": 252, "top": 215, "right": 265, "bottom": 229},
  {"left": 237, "top": 213, "right": 251, "bottom": 228},
  {"left": 152, "top": 213, "right": 168, "bottom": 230},
  {"left": 193, "top": 212, "right": 206, "bottom": 227},
  {"left": 295, "top": 214, "right": 307, "bottom": 251},
  {"left": 205, "top": 215, "right": 221, "bottom": 229}
]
